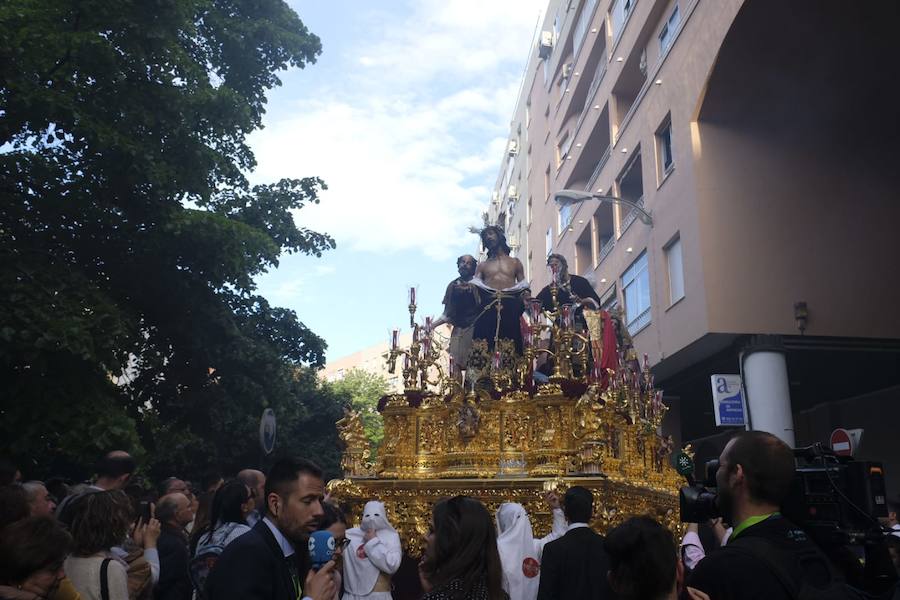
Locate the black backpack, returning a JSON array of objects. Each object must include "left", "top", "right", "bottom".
[{"left": 726, "top": 535, "right": 864, "bottom": 600}]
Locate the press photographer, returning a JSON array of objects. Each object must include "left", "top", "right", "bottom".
[{"left": 685, "top": 431, "right": 854, "bottom": 599}]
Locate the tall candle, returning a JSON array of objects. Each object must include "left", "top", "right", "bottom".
[
  {"left": 551, "top": 264, "right": 560, "bottom": 285},
  {"left": 493, "top": 350, "right": 501, "bottom": 370},
  {"left": 409, "top": 287, "right": 416, "bottom": 304},
  {"left": 425, "top": 315, "right": 433, "bottom": 331},
  {"left": 530, "top": 298, "right": 543, "bottom": 321}
]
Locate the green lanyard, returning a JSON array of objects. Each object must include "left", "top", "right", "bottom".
[
  {"left": 730, "top": 512, "right": 778, "bottom": 540},
  {"left": 291, "top": 572, "right": 301, "bottom": 600}
]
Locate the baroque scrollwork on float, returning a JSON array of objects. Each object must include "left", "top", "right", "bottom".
[{"left": 328, "top": 280, "right": 684, "bottom": 552}]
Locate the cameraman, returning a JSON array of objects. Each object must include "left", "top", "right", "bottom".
[{"left": 688, "top": 431, "right": 846, "bottom": 599}]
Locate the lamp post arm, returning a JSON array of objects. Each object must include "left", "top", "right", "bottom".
[{"left": 554, "top": 189, "right": 653, "bottom": 227}]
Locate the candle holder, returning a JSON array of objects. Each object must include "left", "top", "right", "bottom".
[{"left": 522, "top": 282, "right": 590, "bottom": 384}]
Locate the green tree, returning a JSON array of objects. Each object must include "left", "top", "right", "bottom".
[
  {"left": 329, "top": 368, "right": 389, "bottom": 456},
  {"left": 0, "top": 0, "right": 339, "bottom": 480}
]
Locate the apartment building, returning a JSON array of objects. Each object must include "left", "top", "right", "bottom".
[{"left": 487, "top": 0, "right": 900, "bottom": 492}]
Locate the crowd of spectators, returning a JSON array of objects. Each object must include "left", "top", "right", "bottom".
[{"left": 2, "top": 430, "right": 898, "bottom": 600}]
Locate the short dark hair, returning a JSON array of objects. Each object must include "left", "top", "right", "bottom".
[
  {"left": 563, "top": 486, "right": 593, "bottom": 524},
  {"left": 456, "top": 255, "right": 477, "bottom": 268},
  {"left": 605, "top": 516, "right": 677, "bottom": 600},
  {"left": 0, "top": 485, "right": 30, "bottom": 529},
  {"left": 0, "top": 517, "right": 72, "bottom": 585},
  {"left": 725, "top": 431, "right": 795, "bottom": 505},
  {"left": 546, "top": 253, "right": 568, "bottom": 269},
  {"left": 69, "top": 490, "right": 132, "bottom": 556},
  {"left": 265, "top": 458, "right": 323, "bottom": 501},
  {"left": 319, "top": 501, "right": 348, "bottom": 530},
  {"left": 158, "top": 477, "right": 182, "bottom": 496},
  {"left": 95, "top": 452, "right": 136, "bottom": 479}
]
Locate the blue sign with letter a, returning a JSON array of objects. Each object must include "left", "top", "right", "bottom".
[{"left": 710, "top": 375, "right": 745, "bottom": 427}]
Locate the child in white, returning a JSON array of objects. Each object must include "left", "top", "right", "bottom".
[{"left": 342, "top": 500, "right": 401, "bottom": 600}]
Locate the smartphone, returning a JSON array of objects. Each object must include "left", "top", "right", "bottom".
[{"left": 139, "top": 500, "right": 153, "bottom": 523}]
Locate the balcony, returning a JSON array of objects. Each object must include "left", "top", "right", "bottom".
[
  {"left": 598, "top": 234, "right": 616, "bottom": 263},
  {"left": 627, "top": 306, "right": 651, "bottom": 336},
  {"left": 620, "top": 195, "right": 645, "bottom": 233}
]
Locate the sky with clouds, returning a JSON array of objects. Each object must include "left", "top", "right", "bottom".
[{"left": 252, "top": 0, "right": 547, "bottom": 361}]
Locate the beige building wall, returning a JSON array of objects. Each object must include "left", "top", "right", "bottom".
[{"left": 488, "top": 0, "right": 900, "bottom": 368}]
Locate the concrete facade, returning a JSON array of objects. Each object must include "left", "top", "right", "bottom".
[{"left": 487, "top": 0, "right": 900, "bottom": 493}]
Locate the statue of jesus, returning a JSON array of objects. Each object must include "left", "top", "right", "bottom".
[{"left": 470, "top": 225, "right": 529, "bottom": 354}]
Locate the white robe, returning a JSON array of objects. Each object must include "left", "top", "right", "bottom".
[
  {"left": 342, "top": 501, "right": 402, "bottom": 600},
  {"left": 496, "top": 503, "right": 566, "bottom": 600}
]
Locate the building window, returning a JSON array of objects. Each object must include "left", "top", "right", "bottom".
[
  {"left": 527, "top": 197, "right": 533, "bottom": 227},
  {"left": 656, "top": 116, "right": 674, "bottom": 179},
  {"left": 658, "top": 4, "right": 681, "bottom": 56},
  {"left": 622, "top": 251, "right": 651, "bottom": 334},
  {"left": 665, "top": 236, "right": 684, "bottom": 305},
  {"left": 559, "top": 203, "right": 572, "bottom": 232},
  {"left": 616, "top": 148, "right": 644, "bottom": 232},
  {"left": 546, "top": 227, "right": 553, "bottom": 257},
  {"left": 573, "top": 0, "right": 598, "bottom": 56},
  {"left": 557, "top": 132, "right": 572, "bottom": 167},
  {"left": 527, "top": 250, "right": 533, "bottom": 281},
  {"left": 610, "top": 0, "right": 634, "bottom": 42}
]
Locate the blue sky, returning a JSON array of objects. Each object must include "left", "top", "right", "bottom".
[{"left": 252, "top": 0, "right": 546, "bottom": 361}]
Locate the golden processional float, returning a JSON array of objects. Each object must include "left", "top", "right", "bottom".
[{"left": 329, "top": 281, "right": 684, "bottom": 554}]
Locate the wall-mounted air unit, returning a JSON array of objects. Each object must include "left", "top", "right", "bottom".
[
  {"left": 507, "top": 185, "right": 519, "bottom": 202},
  {"left": 508, "top": 139, "right": 519, "bottom": 156},
  {"left": 538, "top": 31, "right": 554, "bottom": 59}
]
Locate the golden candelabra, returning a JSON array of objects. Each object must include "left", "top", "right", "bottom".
[{"left": 331, "top": 286, "right": 683, "bottom": 553}]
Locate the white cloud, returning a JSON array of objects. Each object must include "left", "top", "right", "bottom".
[{"left": 252, "top": 0, "right": 547, "bottom": 261}]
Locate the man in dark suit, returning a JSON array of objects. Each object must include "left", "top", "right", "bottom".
[
  {"left": 156, "top": 492, "right": 195, "bottom": 600},
  {"left": 206, "top": 458, "right": 336, "bottom": 600},
  {"left": 537, "top": 486, "right": 613, "bottom": 600}
]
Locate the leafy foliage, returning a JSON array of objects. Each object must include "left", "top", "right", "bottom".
[{"left": 0, "top": 0, "right": 341, "bottom": 481}]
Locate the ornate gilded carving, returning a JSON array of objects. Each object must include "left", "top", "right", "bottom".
[{"left": 333, "top": 286, "right": 684, "bottom": 552}]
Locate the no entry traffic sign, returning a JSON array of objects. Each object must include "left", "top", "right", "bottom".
[{"left": 830, "top": 428, "right": 852, "bottom": 456}]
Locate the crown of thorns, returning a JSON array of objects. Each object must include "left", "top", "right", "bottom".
[{"left": 467, "top": 224, "right": 506, "bottom": 236}]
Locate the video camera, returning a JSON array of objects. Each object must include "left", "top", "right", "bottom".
[
  {"left": 679, "top": 443, "right": 889, "bottom": 542},
  {"left": 679, "top": 443, "right": 896, "bottom": 595}
]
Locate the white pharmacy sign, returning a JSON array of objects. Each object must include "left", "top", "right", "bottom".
[{"left": 710, "top": 374, "right": 745, "bottom": 427}]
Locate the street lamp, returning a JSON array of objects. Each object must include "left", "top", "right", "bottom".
[{"left": 553, "top": 189, "right": 653, "bottom": 227}]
